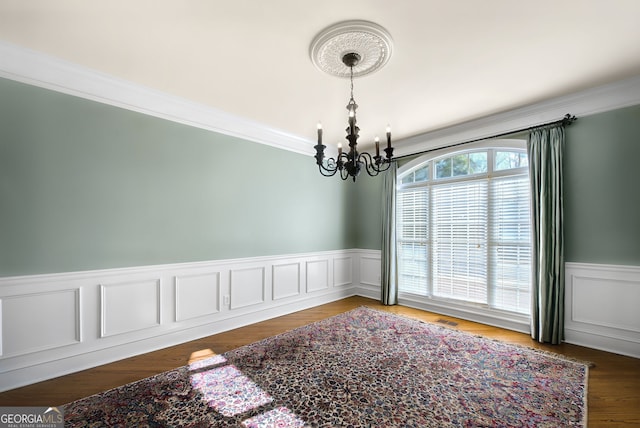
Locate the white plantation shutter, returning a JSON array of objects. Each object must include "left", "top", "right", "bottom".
[
  {"left": 397, "top": 188, "right": 428, "bottom": 296},
  {"left": 432, "top": 181, "right": 488, "bottom": 304}
]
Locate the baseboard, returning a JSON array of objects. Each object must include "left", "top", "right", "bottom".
[{"left": 0, "top": 249, "right": 380, "bottom": 392}]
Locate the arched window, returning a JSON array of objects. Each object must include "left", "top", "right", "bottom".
[{"left": 397, "top": 140, "right": 531, "bottom": 315}]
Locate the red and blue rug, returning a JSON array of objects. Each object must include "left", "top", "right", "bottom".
[{"left": 63, "top": 307, "right": 588, "bottom": 427}]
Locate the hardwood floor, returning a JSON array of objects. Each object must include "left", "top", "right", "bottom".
[{"left": 1, "top": 296, "right": 638, "bottom": 426}]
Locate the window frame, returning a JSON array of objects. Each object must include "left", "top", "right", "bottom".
[{"left": 396, "top": 139, "right": 531, "bottom": 328}]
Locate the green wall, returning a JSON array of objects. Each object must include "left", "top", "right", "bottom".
[
  {"left": 349, "top": 173, "right": 384, "bottom": 250},
  {"left": 3, "top": 76, "right": 637, "bottom": 277},
  {"left": 0, "top": 78, "right": 355, "bottom": 276},
  {"left": 564, "top": 104, "right": 640, "bottom": 265}
]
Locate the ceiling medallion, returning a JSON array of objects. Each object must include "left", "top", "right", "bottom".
[{"left": 310, "top": 20, "right": 393, "bottom": 78}]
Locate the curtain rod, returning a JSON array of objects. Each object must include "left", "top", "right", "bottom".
[{"left": 394, "top": 113, "right": 577, "bottom": 161}]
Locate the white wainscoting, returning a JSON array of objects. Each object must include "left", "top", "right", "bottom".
[
  {"left": 565, "top": 262, "right": 640, "bottom": 358},
  {"left": 6, "top": 256, "right": 635, "bottom": 391},
  {"left": 0, "top": 249, "right": 378, "bottom": 392}
]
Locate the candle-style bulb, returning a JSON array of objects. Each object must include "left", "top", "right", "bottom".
[
  {"left": 375, "top": 137, "right": 380, "bottom": 157},
  {"left": 386, "top": 125, "right": 392, "bottom": 149},
  {"left": 337, "top": 142, "right": 343, "bottom": 155},
  {"left": 317, "top": 122, "right": 323, "bottom": 144}
]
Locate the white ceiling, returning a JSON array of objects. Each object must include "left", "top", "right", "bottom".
[{"left": 1, "top": 0, "right": 640, "bottom": 151}]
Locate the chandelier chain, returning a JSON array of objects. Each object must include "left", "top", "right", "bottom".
[{"left": 350, "top": 66, "right": 355, "bottom": 101}]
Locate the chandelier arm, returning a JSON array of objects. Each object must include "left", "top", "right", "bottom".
[
  {"left": 340, "top": 167, "right": 349, "bottom": 180},
  {"left": 318, "top": 157, "right": 341, "bottom": 176},
  {"left": 357, "top": 152, "right": 393, "bottom": 177},
  {"left": 373, "top": 159, "right": 392, "bottom": 174},
  {"left": 318, "top": 163, "right": 339, "bottom": 177},
  {"left": 358, "top": 152, "right": 381, "bottom": 177}
]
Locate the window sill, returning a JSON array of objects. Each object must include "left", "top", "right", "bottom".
[{"left": 398, "top": 293, "right": 531, "bottom": 334}]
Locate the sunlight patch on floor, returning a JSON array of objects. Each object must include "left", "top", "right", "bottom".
[
  {"left": 190, "top": 365, "right": 273, "bottom": 416},
  {"left": 188, "top": 349, "right": 306, "bottom": 425},
  {"left": 188, "top": 353, "right": 227, "bottom": 371},
  {"left": 242, "top": 407, "right": 307, "bottom": 427},
  {"left": 188, "top": 348, "right": 218, "bottom": 365}
]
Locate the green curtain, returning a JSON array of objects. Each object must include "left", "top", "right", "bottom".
[
  {"left": 381, "top": 161, "right": 398, "bottom": 305},
  {"left": 528, "top": 125, "right": 565, "bottom": 344}
]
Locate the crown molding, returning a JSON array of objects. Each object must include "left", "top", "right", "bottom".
[
  {"left": 2, "top": 41, "right": 638, "bottom": 159},
  {"left": 395, "top": 74, "right": 640, "bottom": 157},
  {"left": 0, "top": 41, "right": 316, "bottom": 156}
]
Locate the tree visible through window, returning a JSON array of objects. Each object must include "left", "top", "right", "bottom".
[{"left": 397, "top": 144, "right": 531, "bottom": 315}]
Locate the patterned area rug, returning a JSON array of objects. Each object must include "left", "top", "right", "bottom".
[{"left": 63, "top": 307, "right": 588, "bottom": 427}]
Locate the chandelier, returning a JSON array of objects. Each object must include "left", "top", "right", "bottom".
[{"left": 310, "top": 21, "right": 395, "bottom": 181}]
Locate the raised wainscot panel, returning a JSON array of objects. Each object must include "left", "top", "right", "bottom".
[
  {"left": 306, "top": 260, "right": 329, "bottom": 292},
  {"left": 360, "top": 256, "right": 381, "bottom": 287},
  {"left": 100, "top": 279, "right": 161, "bottom": 338},
  {"left": 571, "top": 276, "right": 640, "bottom": 332},
  {"left": 334, "top": 257, "right": 353, "bottom": 287},
  {"left": 175, "top": 272, "right": 220, "bottom": 322},
  {"left": 0, "top": 289, "right": 80, "bottom": 358},
  {"left": 272, "top": 263, "right": 301, "bottom": 300},
  {"left": 230, "top": 267, "right": 265, "bottom": 309}
]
